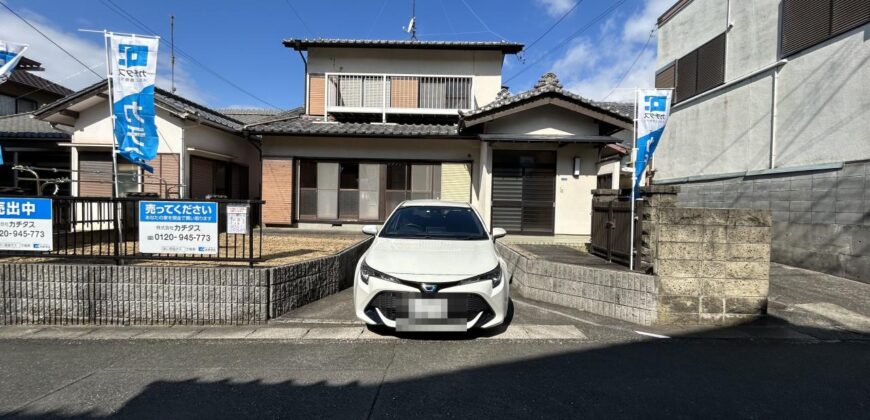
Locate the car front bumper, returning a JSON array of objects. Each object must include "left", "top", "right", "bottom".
[{"left": 353, "top": 262, "right": 510, "bottom": 331}]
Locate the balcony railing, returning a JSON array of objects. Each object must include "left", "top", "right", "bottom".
[{"left": 324, "top": 73, "right": 473, "bottom": 121}]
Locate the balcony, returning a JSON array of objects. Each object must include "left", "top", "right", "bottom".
[{"left": 323, "top": 73, "right": 473, "bottom": 121}]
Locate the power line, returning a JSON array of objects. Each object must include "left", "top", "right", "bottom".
[
  {"left": 98, "top": 0, "right": 282, "bottom": 110},
  {"left": 458, "top": 0, "right": 506, "bottom": 40},
  {"left": 284, "top": 0, "right": 315, "bottom": 38},
  {"left": 524, "top": 0, "right": 585, "bottom": 53},
  {"left": 366, "top": 0, "right": 390, "bottom": 38},
  {"left": 603, "top": 27, "right": 656, "bottom": 101},
  {"left": 0, "top": 1, "right": 103, "bottom": 79},
  {"left": 504, "top": 0, "right": 628, "bottom": 84}
]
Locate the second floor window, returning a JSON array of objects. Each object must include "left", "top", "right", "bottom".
[
  {"left": 781, "top": 0, "right": 870, "bottom": 57},
  {"left": 0, "top": 94, "right": 37, "bottom": 116},
  {"left": 656, "top": 32, "right": 726, "bottom": 103}
]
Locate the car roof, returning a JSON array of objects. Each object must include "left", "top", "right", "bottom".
[{"left": 399, "top": 200, "right": 472, "bottom": 208}]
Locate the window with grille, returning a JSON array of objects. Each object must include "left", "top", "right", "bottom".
[
  {"left": 781, "top": 0, "right": 870, "bottom": 57},
  {"left": 670, "top": 32, "right": 726, "bottom": 103}
]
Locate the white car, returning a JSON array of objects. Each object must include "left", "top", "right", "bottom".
[{"left": 353, "top": 200, "right": 510, "bottom": 332}]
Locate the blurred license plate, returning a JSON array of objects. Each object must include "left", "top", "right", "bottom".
[{"left": 396, "top": 296, "right": 467, "bottom": 332}]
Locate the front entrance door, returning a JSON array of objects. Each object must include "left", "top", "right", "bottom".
[{"left": 491, "top": 150, "right": 556, "bottom": 234}]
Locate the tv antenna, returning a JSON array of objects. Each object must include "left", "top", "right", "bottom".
[
  {"left": 170, "top": 14, "right": 176, "bottom": 93},
  {"left": 404, "top": 0, "right": 417, "bottom": 40}
]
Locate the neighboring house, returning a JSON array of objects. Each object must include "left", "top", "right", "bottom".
[
  {"left": 249, "top": 39, "right": 633, "bottom": 235},
  {"left": 0, "top": 57, "right": 74, "bottom": 195},
  {"left": 33, "top": 80, "right": 261, "bottom": 200},
  {"left": 653, "top": 0, "right": 870, "bottom": 282}
]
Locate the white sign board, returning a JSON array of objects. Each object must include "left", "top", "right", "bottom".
[
  {"left": 226, "top": 204, "right": 249, "bottom": 235},
  {"left": 139, "top": 201, "right": 218, "bottom": 254},
  {"left": 0, "top": 198, "right": 52, "bottom": 251}
]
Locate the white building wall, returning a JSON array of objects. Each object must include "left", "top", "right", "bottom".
[
  {"left": 657, "top": 0, "right": 729, "bottom": 66},
  {"left": 184, "top": 124, "right": 261, "bottom": 198},
  {"left": 655, "top": 0, "right": 870, "bottom": 180},
  {"left": 307, "top": 48, "right": 505, "bottom": 109},
  {"left": 72, "top": 105, "right": 183, "bottom": 154}
]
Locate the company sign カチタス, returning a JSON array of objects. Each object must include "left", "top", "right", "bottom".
[
  {"left": 0, "top": 198, "right": 52, "bottom": 251},
  {"left": 110, "top": 34, "right": 159, "bottom": 172},
  {"left": 634, "top": 89, "right": 673, "bottom": 196},
  {"left": 138, "top": 201, "right": 218, "bottom": 254}
]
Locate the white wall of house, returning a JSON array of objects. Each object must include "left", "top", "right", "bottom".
[
  {"left": 68, "top": 102, "right": 258, "bottom": 197},
  {"left": 306, "top": 48, "right": 505, "bottom": 110},
  {"left": 484, "top": 106, "right": 600, "bottom": 135},
  {"left": 655, "top": 0, "right": 870, "bottom": 179}
]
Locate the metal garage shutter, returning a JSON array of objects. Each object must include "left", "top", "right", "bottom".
[
  {"left": 440, "top": 163, "right": 471, "bottom": 202},
  {"left": 78, "top": 152, "right": 113, "bottom": 197},
  {"left": 189, "top": 156, "right": 213, "bottom": 198}
]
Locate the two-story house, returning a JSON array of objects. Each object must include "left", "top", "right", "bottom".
[
  {"left": 0, "top": 57, "right": 74, "bottom": 195},
  {"left": 251, "top": 39, "right": 634, "bottom": 236},
  {"left": 652, "top": 0, "right": 870, "bottom": 282}
]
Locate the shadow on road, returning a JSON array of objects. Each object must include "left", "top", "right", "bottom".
[{"left": 3, "top": 316, "right": 868, "bottom": 419}]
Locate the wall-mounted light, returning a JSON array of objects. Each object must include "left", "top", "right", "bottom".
[{"left": 573, "top": 157, "right": 581, "bottom": 177}]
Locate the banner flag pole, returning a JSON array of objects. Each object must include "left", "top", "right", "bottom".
[
  {"left": 102, "top": 31, "right": 121, "bottom": 199},
  {"left": 629, "top": 88, "right": 638, "bottom": 271}
]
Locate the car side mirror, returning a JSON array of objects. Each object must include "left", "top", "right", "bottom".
[
  {"left": 492, "top": 227, "right": 507, "bottom": 240},
  {"left": 362, "top": 225, "right": 379, "bottom": 236}
]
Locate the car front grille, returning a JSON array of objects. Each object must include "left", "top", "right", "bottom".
[{"left": 365, "top": 292, "right": 494, "bottom": 326}]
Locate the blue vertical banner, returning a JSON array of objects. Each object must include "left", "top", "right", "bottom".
[
  {"left": 634, "top": 89, "right": 673, "bottom": 197},
  {"left": 109, "top": 34, "right": 159, "bottom": 173},
  {"left": 0, "top": 40, "right": 28, "bottom": 84}
]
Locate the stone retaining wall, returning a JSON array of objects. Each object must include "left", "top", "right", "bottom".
[
  {"left": 270, "top": 238, "right": 371, "bottom": 318},
  {"left": 0, "top": 239, "right": 371, "bottom": 326},
  {"left": 498, "top": 243, "right": 659, "bottom": 325}
]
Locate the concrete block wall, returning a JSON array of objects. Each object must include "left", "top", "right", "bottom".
[
  {"left": 269, "top": 238, "right": 371, "bottom": 318},
  {"left": 0, "top": 239, "right": 371, "bottom": 326},
  {"left": 498, "top": 243, "right": 659, "bottom": 325},
  {"left": 672, "top": 161, "right": 870, "bottom": 284},
  {"left": 649, "top": 207, "right": 771, "bottom": 325},
  {"left": 0, "top": 264, "right": 268, "bottom": 325}
]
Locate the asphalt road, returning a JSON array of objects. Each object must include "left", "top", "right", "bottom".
[{"left": 1, "top": 336, "right": 868, "bottom": 419}]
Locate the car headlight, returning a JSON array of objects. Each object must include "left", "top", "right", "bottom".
[
  {"left": 460, "top": 265, "right": 502, "bottom": 288},
  {"left": 359, "top": 260, "right": 400, "bottom": 285}
]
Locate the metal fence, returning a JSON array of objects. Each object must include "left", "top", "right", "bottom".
[
  {"left": 590, "top": 196, "right": 642, "bottom": 270},
  {"left": 0, "top": 196, "right": 264, "bottom": 266}
]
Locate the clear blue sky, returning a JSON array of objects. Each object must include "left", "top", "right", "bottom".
[{"left": 1, "top": 0, "right": 672, "bottom": 109}]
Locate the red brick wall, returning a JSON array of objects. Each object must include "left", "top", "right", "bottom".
[{"left": 262, "top": 158, "right": 293, "bottom": 225}]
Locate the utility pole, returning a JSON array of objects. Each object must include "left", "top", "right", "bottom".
[{"left": 170, "top": 15, "right": 176, "bottom": 94}]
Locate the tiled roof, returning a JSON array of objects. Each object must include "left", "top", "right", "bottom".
[
  {"left": 0, "top": 112, "right": 71, "bottom": 139},
  {"left": 284, "top": 38, "right": 524, "bottom": 53},
  {"left": 219, "top": 108, "right": 286, "bottom": 125},
  {"left": 7, "top": 70, "right": 75, "bottom": 97},
  {"left": 245, "top": 112, "right": 461, "bottom": 137},
  {"left": 461, "top": 73, "right": 634, "bottom": 123},
  {"left": 34, "top": 79, "right": 247, "bottom": 133}
]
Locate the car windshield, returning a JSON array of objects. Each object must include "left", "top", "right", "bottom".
[{"left": 379, "top": 206, "right": 489, "bottom": 240}]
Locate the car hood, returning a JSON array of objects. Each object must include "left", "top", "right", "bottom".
[{"left": 365, "top": 237, "right": 499, "bottom": 281}]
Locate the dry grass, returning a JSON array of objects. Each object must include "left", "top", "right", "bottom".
[{"left": 0, "top": 231, "right": 367, "bottom": 268}]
